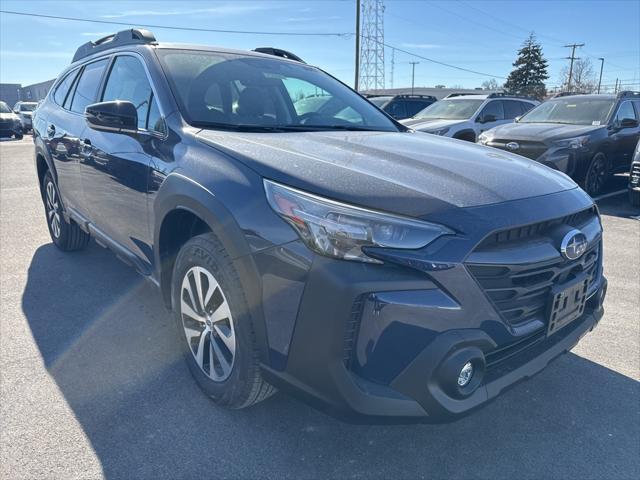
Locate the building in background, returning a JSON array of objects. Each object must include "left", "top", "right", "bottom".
[{"left": 0, "top": 79, "right": 55, "bottom": 106}]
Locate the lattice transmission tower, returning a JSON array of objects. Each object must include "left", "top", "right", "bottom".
[{"left": 359, "top": 0, "right": 385, "bottom": 92}]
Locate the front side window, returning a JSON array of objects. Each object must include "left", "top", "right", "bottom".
[
  {"left": 53, "top": 69, "right": 79, "bottom": 107},
  {"left": 414, "top": 99, "right": 484, "bottom": 120},
  {"left": 479, "top": 101, "right": 504, "bottom": 121},
  {"left": 102, "top": 55, "right": 159, "bottom": 130},
  {"left": 386, "top": 100, "right": 407, "bottom": 118},
  {"left": 157, "top": 49, "right": 399, "bottom": 132},
  {"left": 613, "top": 101, "right": 637, "bottom": 124},
  {"left": 0, "top": 102, "right": 10, "bottom": 114},
  {"left": 70, "top": 59, "right": 109, "bottom": 114},
  {"left": 519, "top": 97, "right": 615, "bottom": 126}
]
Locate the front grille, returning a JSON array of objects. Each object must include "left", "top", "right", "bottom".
[
  {"left": 489, "top": 139, "right": 548, "bottom": 160},
  {"left": 479, "top": 207, "right": 597, "bottom": 248},
  {"left": 631, "top": 162, "right": 640, "bottom": 187}
]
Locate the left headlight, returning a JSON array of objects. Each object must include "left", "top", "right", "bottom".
[
  {"left": 552, "top": 135, "right": 590, "bottom": 149},
  {"left": 477, "top": 132, "right": 493, "bottom": 145},
  {"left": 264, "top": 179, "right": 453, "bottom": 263}
]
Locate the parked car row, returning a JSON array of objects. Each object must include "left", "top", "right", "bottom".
[
  {"left": 13, "top": 101, "right": 38, "bottom": 132},
  {"left": 0, "top": 101, "right": 24, "bottom": 139}
]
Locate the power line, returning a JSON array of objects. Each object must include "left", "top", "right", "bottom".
[{"left": 0, "top": 10, "right": 352, "bottom": 37}]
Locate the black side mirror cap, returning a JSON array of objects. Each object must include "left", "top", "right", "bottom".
[{"left": 85, "top": 101, "right": 138, "bottom": 133}]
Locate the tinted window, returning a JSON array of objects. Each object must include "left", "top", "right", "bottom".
[
  {"left": 503, "top": 100, "right": 522, "bottom": 119},
  {"left": 520, "top": 101, "right": 535, "bottom": 115},
  {"left": 479, "top": 100, "right": 504, "bottom": 121},
  {"left": 70, "top": 59, "right": 109, "bottom": 114},
  {"left": 0, "top": 102, "right": 10, "bottom": 114},
  {"left": 614, "top": 101, "right": 637, "bottom": 124},
  {"left": 102, "top": 56, "right": 154, "bottom": 129},
  {"left": 146, "top": 94, "right": 165, "bottom": 133},
  {"left": 53, "top": 69, "right": 79, "bottom": 106},
  {"left": 385, "top": 100, "right": 407, "bottom": 118},
  {"left": 406, "top": 100, "right": 432, "bottom": 117}
]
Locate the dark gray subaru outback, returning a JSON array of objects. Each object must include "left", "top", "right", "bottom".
[{"left": 32, "top": 29, "right": 607, "bottom": 422}]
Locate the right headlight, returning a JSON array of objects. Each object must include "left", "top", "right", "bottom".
[
  {"left": 264, "top": 180, "right": 453, "bottom": 264},
  {"left": 477, "top": 132, "right": 493, "bottom": 145}
]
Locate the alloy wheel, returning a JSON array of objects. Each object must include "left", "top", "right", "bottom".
[
  {"left": 586, "top": 156, "right": 607, "bottom": 196},
  {"left": 45, "top": 181, "right": 61, "bottom": 238},
  {"left": 180, "top": 266, "right": 236, "bottom": 382}
]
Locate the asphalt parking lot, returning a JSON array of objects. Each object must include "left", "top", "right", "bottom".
[{"left": 1, "top": 135, "right": 638, "bottom": 480}]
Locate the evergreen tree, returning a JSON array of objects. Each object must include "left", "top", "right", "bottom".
[{"left": 504, "top": 33, "right": 549, "bottom": 99}]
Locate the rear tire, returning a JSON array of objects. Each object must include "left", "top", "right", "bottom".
[
  {"left": 42, "top": 171, "right": 90, "bottom": 251},
  {"left": 15, "top": 132, "right": 23, "bottom": 140},
  {"left": 582, "top": 152, "right": 611, "bottom": 197},
  {"left": 172, "top": 233, "right": 275, "bottom": 409}
]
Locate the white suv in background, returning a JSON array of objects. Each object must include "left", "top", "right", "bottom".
[{"left": 401, "top": 93, "right": 539, "bottom": 142}]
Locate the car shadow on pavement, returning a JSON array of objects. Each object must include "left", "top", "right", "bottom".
[{"left": 22, "top": 242, "right": 640, "bottom": 480}]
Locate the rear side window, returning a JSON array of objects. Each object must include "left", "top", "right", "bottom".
[
  {"left": 53, "top": 69, "right": 79, "bottom": 106},
  {"left": 503, "top": 100, "right": 522, "bottom": 119},
  {"left": 70, "top": 59, "right": 109, "bottom": 114},
  {"left": 386, "top": 100, "right": 407, "bottom": 118},
  {"left": 613, "top": 101, "right": 637, "bottom": 124},
  {"left": 406, "top": 100, "right": 431, "bottom": 117},
  {"left": 520, "top": 102, "right": 535, "bottom": 115}
]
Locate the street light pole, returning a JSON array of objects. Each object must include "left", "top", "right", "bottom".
[
  {"left": 597, "top": 57, "right": 604, "bottom": 94},
  {"left": 410, "top": 61, "right": 419, "bottom": 95}
]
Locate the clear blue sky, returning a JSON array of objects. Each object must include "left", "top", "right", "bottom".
[{"left": 1, "top": 0, "right": 639, "bottom": 91}]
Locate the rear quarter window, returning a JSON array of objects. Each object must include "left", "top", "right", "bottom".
[{"left": 53, "top": 69, "right": 80, "bottom": 107}]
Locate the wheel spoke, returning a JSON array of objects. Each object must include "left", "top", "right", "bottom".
[
  {"left": 195, "top": 328, "right": 209, "bottom": 368},
  {"left": 183, "top": 276, "right": 199, "bottom": 314},
  {"left": 213, "top": 323, "right": 235, "bottom": 355},
  {"left": 211, "top": 335, "right": 231, "bottom": 378},
  {"left": 209, "top": 301, "right": 231, "bottom": 324},
  {"left": 193, "top": 267, "right": 205, "bottom": 312},
  {"left": 181, "top": 298, "right": 205, "bottom": 323}
]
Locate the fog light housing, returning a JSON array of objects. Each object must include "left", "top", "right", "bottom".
[{"left": 457, "top": 362, "right": 474, "bottom": 387}]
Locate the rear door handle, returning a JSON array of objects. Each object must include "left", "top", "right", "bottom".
[{"left": 46, "top": 124, "right": 55, "bottom": 138}]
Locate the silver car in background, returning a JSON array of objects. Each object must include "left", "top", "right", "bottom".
[{"left": 13, "top": 101, "right": 38, "bottom": 132}]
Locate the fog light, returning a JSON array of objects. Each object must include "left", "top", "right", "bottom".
[{"left": 457, "top": 362, "right": 474, "bottom": 387}]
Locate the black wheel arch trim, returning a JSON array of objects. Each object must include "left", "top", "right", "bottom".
[{"left": 153, "top": 172, "right": 271, "bottom": 364}]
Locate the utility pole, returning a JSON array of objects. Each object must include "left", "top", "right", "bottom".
[
  {"left": 390, "top": 47, "right": 395, "bottom": 89},
  {"left": 563, "top": 43, "right": 584, "bottom": 92},
  {"left": 597, "top": 57, "right": 604, "bottom": 94},
  {"left": 354, "top": 0, "right": 360, "bottom": 91},
  {"left": 410, "top": 61, "right": 419, "bottom": 95}
]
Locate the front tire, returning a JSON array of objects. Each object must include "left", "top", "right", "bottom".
[
  {"left": 582, "top": 152, "right": 611, "bottom": 197},
  {"left": 42, "top": 171, "right": 90, "bottom": 251},
  {"left": 172, "top": 233, "right": 275, "bottom": 408}
]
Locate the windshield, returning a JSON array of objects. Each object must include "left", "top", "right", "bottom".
[
  {"left": 519, "top": 97, "right": 615, "bottom": 125},
  {"left": 413, "top": 99, "right": 484, "bottom": 120},
  {"left": 157, "top": 49, "right": 399, "bottom": 132},
  {"left": 0, "top": 102, "right": 10, "bottom": 114},
  {"left": 19, "top": 103, "right": 37, "bottom": 112}
]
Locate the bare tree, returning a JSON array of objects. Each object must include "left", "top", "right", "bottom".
[
  {"left": 559, "top": 58, "right": 597, "bottom": 93},
  {"left": 481, "top": 79, "right": 500, "bottom": 90}
]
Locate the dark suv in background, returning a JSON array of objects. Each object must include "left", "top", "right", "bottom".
[
  {"left": 366, "top": 94, "right": 437, "bottom": 120},
  {"left": 479, "top": 92, "right": 640, "bottom": 196},
  {"left": 32, "top": 29, "right": 607, "bottom": 422}
]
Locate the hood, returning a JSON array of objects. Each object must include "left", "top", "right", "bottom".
[
  {"left": 196, "top": 129, "right": 576, "bottom": 217},
  {"left": 0, "top": 113, "right": 17, "bottom": 121},
  {"left": 400, "top": 118, "right": 463, "bottom": 132},
  {"left": 487, "top": 122, "right": 605, "bottom": 141}
]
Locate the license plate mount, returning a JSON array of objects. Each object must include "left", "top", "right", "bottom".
[{"left": 547, "top": 275, "right": 589, "bottom": 336}]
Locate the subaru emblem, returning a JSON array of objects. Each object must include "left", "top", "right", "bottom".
[
  {"left": 560, "top": 229, "right": 588, "bottom": 260},
  {"left": 506, "top": 142, "right": 520, "bottom": 151}
]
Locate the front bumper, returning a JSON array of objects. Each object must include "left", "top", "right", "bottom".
[{"left": 0, "top": 121, "right": 22, "bottom": 137}]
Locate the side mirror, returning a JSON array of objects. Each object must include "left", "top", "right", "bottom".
[
  {"left": 619, "top": 118, "right": 639, "bottom": 129},
  {"left": 479, "top": 114, "right": 498, "bottom": 124},
  {"left": 514, "top": 116, "right": 522, "bottom": 123},
  {"left": 85, "top": 101, "right": 138, "bottom": 133}
]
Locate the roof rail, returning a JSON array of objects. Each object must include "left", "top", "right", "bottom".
[
  {"left": 72, "top": 29, "right": 156, "bottom": 63},
  {"left": 618, "top": 90, "right": 640, "bottom": 99},
  {"left": 444, "top": 92, "right": 485, "bottom": 98},
  {"left": 253, "top": 47, "right": 305, "bottom": 63},
  {"left": 394, "top": 94, "right": 437, "bottom": 100},
  {"left": 487, "top": 92, "right": 537, "bottom": 102},
  {"left": 551, "top": 91, "right": 586, "bottom": 98}
]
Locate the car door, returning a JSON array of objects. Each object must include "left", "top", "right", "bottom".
[
  {"left": 46, "top": 59, "right": 109, "bottom": 215},
  {"left": 609, "top": 100, "right": 640, "bottom": 170},
  {"left": 80, "top": 54, "right": 165, "bottom": 270},
  {"left": 476, "top": 100, "right": 505, "bottom": 133}
]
